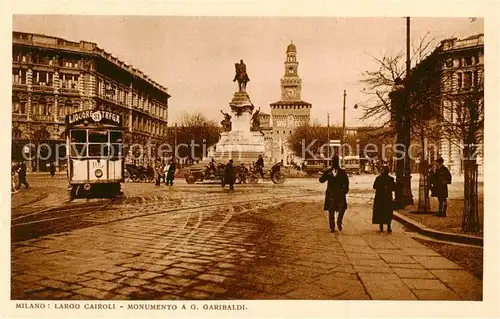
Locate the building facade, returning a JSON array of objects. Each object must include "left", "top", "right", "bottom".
[
  {"left": 268, "top": 42, "right": 312, "bottom": 163},
  {"left": 439, "top": 34, "right": 484, "bottom": 175},
  {"left": 12, "top": 31, "right": 170, "bottom": 171}
]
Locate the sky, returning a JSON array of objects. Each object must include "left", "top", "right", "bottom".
[{"left": 12, "top": 16, "right": 483, "bottom": 127}]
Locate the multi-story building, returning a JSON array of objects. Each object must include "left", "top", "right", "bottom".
[
  {"left": 268, "top": 42, "right": 312, "bottom": 163},
  {"left": 12, "top": 31, "right": 170, "bottom": 171},
  {"left": 439, "top": 34, "right": 484, "bottom": 175}
]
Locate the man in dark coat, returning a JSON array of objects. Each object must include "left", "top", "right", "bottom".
[
  {"left": 372, "top": 165, "right": 396, "bottom": 233},
  {"left": 49, "top": 162, "right": 56, "bottom": 177},
  {"left": 255, "top": 155, "right": 265, "bottom": 178},
  {"left": 223, "top": 159, "right": 236, "bottom": 191},
  {"left": 166, "top": 158, "right": 176, "bottom": 186},
  {"left": 429, "top": 157, "right": 452, "bottom": 217},
  {"left": 17, "top": 161, "right": 29, "bottom": 189},
  {"left": 319, "top": 155, "right": 349, "bottom": 232}
]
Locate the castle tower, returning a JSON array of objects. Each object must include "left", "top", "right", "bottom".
[{"left": 269, "top": 42, "right": 312, "bottom": 163}]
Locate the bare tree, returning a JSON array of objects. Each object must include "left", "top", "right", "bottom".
[
  {"left": 439, "top": 66, "right": 484, "bottom": 232},
  {"left": 359, "top": 34, "right": 459, "bottom": 212},
  {"left": 164, "top": 112, "right": 220, "bottom": 161}
]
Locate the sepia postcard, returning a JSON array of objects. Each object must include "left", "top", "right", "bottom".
[{"left": 1, "top": 1, "right": 499, "bottom": 318}]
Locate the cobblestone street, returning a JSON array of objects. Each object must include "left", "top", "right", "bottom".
[{"left": 11, "top": 175, "right": 482, "bottom": 300}]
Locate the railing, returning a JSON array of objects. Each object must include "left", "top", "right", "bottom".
[
  {"left": 13, "top": 83, "right": 28, "bottom": 90},
  {"left": 31, "top": 85, "right": 55, "bottom": 93},
  {"left": 12, "top": 114, "right": 28, "bottom": 121},
  {"left": 31, "top": 114, "right": 54, "bottom": 122},
  {"left": 60, "top": 87, "right": 80, "bottom": 95}
]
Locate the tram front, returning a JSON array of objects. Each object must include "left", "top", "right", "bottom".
[{"left": 66, "top": 109, "right": 124, "bottom": 198}]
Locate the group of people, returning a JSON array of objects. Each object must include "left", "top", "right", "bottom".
[
  {"left": 154, "top": 159, "right": 176, "bottom": 186},
  {"left": 320, "top": 155, "right": 452, "bottom": 233}
]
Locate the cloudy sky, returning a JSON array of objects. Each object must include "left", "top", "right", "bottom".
[{"left": 13, "top": 15, "right": 483, "bottom": 126}]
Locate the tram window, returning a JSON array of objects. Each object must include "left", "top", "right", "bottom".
[
  {"left": 70, "top": 130, "right": 87, "bottom": 143},
  {"left": 70, "top": 144, "right": 87, "bottom": 157},
  {"left": 110, "top": 144, "right": 123, "bottom": 158},
  {"left": 110, "top": 131, "right": 123, "bottom": 143},
  {"left": 88, "top": 130, "right": 108, "bottom": 143},
  {"left": 88, "top": 144, "right": 108, "bottom": 157}
]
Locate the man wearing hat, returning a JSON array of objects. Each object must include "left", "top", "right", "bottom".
[
  {"left": 319, "top": 155, "right": 350, "bottom": 232},
  {"left": 224, "top": 159, "right": 237, "bottom": 191},
  {"left": 429, "top": 157, "right": 452, "bottom": 217}
]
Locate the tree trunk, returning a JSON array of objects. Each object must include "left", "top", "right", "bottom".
[
  {"left": 417, "top": 130, "right": 430, "bottom": 212},
  {"left": 462, "top": 145, "right": 480, "bottom": 233}
]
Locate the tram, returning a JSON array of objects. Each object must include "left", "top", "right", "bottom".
[{"left": 65, "top": 109, "right": 124, "bottom": 198}]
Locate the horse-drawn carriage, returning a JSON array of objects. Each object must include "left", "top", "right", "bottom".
[{"left": 184, "top": 161, "right": 286, "bottom": 185}]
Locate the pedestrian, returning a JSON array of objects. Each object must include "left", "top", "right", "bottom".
[
  {"left": 429, "top": 157, "right": 452, "bottom": 217},
  {"left": 224, "top": 159, "right": 236, "bottom": 191},
  {"left": 372, "top": 165, "right": 396, "bottom": 233},
  {"left": 17, "top": 161, "right": 29, "bottom": 189},
  {"left": 319, "top": 155, "right": 349, "bottom": 232},
  {"left": 166, "top": 158, "right": 176, "bottom": 186},
  {"left": 154, "top": 161, "right": 163, "bottom": 186},
  {"left": 49, "top": 162, "right": 56, "bottom": 177},
  {"left": 163, "top": 162, "right": 170, "bottom": 185},
  {"left": 255, "top": 155, "right": 265, "bottom": 178}
]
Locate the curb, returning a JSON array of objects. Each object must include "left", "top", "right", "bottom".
[{"left": 393, "top": 211, "right": 483, "bottom": 247}]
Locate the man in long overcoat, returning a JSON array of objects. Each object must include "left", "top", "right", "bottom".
[
  {"left": 372, "top": 165, "right": 396, "bottom": 233},
  {"left": 429, "top": 157, "right": 452, "bottom": 217},
  {"left": 319, "top": 155, "right": 349, "bottom": 232},
  {"left": 17, "top": 161, "right": 29, "bottom": 189},
  {"left": 166, "top": 158, "right": 176, "bottom": 186},
  {"left": 223, "top": 159, "right": 237, "bottom": 191}
]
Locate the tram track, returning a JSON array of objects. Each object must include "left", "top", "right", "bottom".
[
  {"left": 11, "top": 198, "right": 116, "bottom": 242},
  {"left": 11, "top": 192, "right": 373, "bottom": 243}
]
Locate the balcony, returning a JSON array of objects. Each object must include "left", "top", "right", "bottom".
[
  {"left": 12, "top": 114, "right": 28, "bottom": 121},
  {"left": 13, "top": 83, "right": 28, "bottom": 91},
  {"left": 60, "top": 87, "right": 80, "bottom": 95},
  {"left": 31, "top": 84, "right": 55, "bottom": 93},
  {"left": 31, "top": 114, "right": 55, "bottom": 122}
]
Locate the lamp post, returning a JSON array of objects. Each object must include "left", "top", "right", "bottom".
[
  {"left": 174, "top": 122, "right": 177, "bottom": 161},
  {"left": 327, "top": 113, "right": 330, "bottom": 161},
  {"left": 341, "top": 90, "right": 347, "bottom": 165},
  {"left": 394, "top": 17, "right": 414, "bottom": 208}
]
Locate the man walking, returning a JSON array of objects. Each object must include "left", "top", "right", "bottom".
[
  {"left": 429, "top": 157, "right": 452, "bottom": 217},
  {"left": 319, "top": 155, "right": 349, "bottom": 232},
  {"left": 17, "top": 161, "right": 29, "bottom": 189},
  {"left": 49, "top": 162, "right": 56, "bottom": 177},
  {"left": 255, "top": 155, "right": 265, "bottom": 178},
  {"left": 166, "top": 158, "right": 176, "bottom": 186},
  {"left": 224, "top": 159, "right": 236, "bottom": 191}
]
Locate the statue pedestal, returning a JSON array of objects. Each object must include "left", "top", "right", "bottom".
[{"left": 213, "top": 91, "right": 264, "bottom": 162}]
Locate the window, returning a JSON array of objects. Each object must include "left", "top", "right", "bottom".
[
  {"left": 110, "top": 131, "right": 123, "bottom": 143},
  {"left": 70, "top": 130, "right": 87, "bottom": 143},
  {"left": 457, "top": 73, "right": 463, "bottom": 91},
  {"left": 465, "top": 56, "right": 473, "bottom": 67},
  {"left": 89, "top": 130, "right": 108, "bottom": 143},
  {"left": 39, "top": 99, "right": 50, "bottom": 115},
  {"left": 463, "top": 71, "right": 472, "bottom": 90},
  {"left": 474, "top": 70, "right": 479, "bottom": 88},
  {"left": 12, "top": 69, "right": 26, "bottom": 84},
  {"left": 61, "top": 74, "right": 79, "bottom": 89}
]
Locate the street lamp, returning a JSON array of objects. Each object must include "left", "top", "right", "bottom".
[{"left": 341, "top": 90, "right": 359, "bottom": 166}]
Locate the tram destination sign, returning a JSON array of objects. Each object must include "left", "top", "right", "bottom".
[{"left": 67, "top": 110, "right": 122, "bottom": 126}]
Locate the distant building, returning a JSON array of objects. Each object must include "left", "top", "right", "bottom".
[
  {"left": 12, "top": 31, "right": 170, "bottom": 171},
  {"left": 257, "top": 112, "right": 273, "bottom": 159},
  {"left": 268, "top": 42, "right": 312, "bottom": 163}
]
